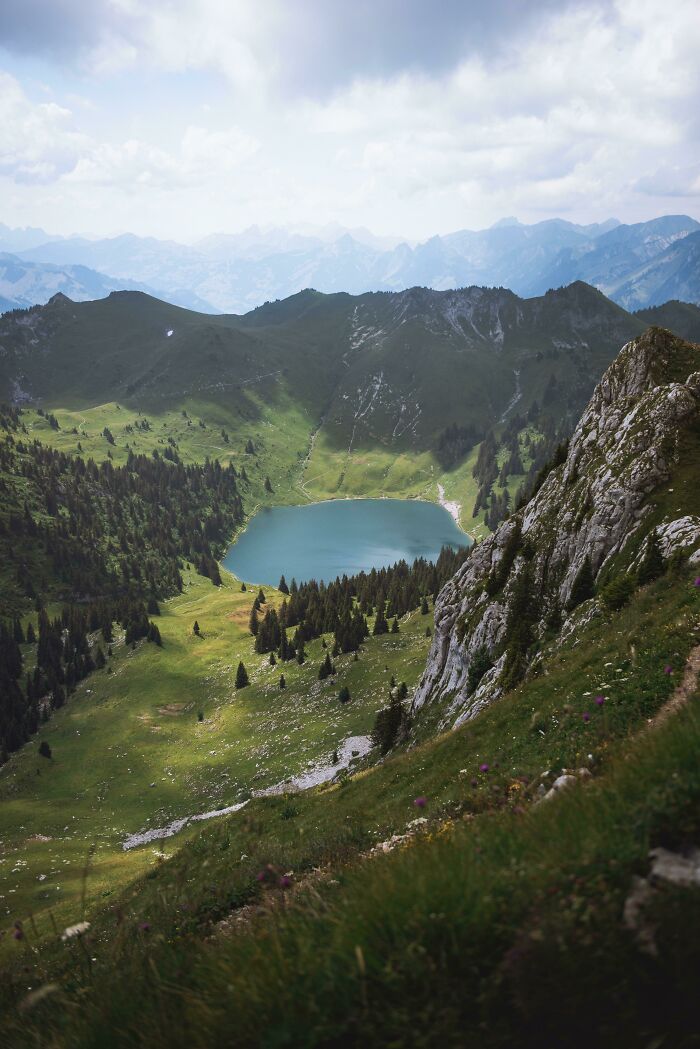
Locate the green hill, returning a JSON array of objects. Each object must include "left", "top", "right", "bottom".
[{"left": 0, "top": 282, "right": 648, "bottom": 529}]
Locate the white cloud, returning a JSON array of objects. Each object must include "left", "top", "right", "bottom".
[
  {"left": 0, "top": 0, "right": 698, "bottom": 237},
  {"left": 0, "top": 73, "right": 86, "bottom": 182},
  {"left": 66, "top": 125, "right": 259, "bottom": 188}
]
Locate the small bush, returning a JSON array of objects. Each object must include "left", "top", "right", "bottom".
[{"left": 599, "top": 573, "right": 635, "bottom": 612}]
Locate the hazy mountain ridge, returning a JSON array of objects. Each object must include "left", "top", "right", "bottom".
[
  {"left": 0, "top": 250, "right": 215, "bottom": 314},
  {"left": 4, "top": 214, "right": 699, "bottom": 315}
]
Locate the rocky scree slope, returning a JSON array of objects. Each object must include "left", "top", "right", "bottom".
[{"left": 413, "top": 326, "right": 700, "bottom": 727}]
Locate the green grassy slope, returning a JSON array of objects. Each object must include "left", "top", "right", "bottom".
[
  {"left": 2, "top": 565, "right": 698, "bottom": 1048},
  {"left": 0, "top": 569, "right": 432, "bottom": 953}
]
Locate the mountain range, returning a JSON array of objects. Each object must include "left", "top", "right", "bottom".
[{"left": 1, "top": 214, "right": 699, "bottom": 315}]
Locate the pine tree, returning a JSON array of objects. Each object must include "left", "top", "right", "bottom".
[
  {"left": 193, "top": 620, "right": 200, "bottom": 635},
  {"left": 38, "top": 740, "right": 52, "bottom": 760},
  {"left": 338, "top": 685, "right": 351, "bottom": 704},
  {"left": 269, "top": 650, "right": 276, "bottom": 666},
  {"left": 278, "top": 575, "right": 289, "bottom": 594},
  {"left": 421, "top": 596, "right": 429, "bottom": 615},
  {"left": 279, "top": 674, "right": 286, "bottom": 690},
  {"left": 318, "top": 651, "right": 335, "bottom": 680},
  {"left": 391, "top": 617, "right": 399, "bottom": 634},
  {"left": 249, "top": 606, "right": 259, "bottom": 636},
  {"left": 235, "top": 661, "right": 249, "bottom": 689},
  {"left": 568, "top": 556, "right": 595, "bottom": 610},
  {"left": 638, "top": 530, "right": 665, "bottom": 585},
  {"left": 147, "top": 622, "right": 162, "bottom": 646},
  {"left": 264, "top": 477, "right": 273, "bottom": 493},
  {"left": 373, "top": 600, "right": 389, "bottom": 636},
  {"left": 26, "top": 622, "right": 36, "bottom": 644}
]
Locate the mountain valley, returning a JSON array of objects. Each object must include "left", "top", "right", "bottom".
[{"left": 0, "top": 280, "right": 699, "bottom": 1048}]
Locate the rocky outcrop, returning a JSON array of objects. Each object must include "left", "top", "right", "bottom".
[{"left": 413, "top": 328, "right": 700, "bottom": 729}]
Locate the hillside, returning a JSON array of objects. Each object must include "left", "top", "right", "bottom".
[
  {"left": 414, "top": 326, "right": 700, "bottom": 726},
  {"left": 0, "top": 282, "right": 649, "bottom": 533},
  {"left": 0, "top": 328, "right": 698, "bottom": 1048},
  {"left": 636, "top": 299, "right": 700, "bottom": 343}
]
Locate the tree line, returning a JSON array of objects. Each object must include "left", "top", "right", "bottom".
[
  {"left": 0, "top": 404, "right": 247, "bottom": 761},
  {"left": 248, "top": 545, "right": 470, "bottom": 666}
]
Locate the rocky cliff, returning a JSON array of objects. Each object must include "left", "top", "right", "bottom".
[{"left": 413, "top": 327, "right": 700, "bottom": 728}]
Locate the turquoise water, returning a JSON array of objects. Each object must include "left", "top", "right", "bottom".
[{"left": 222, "top": 499, "right": 470, "bottom": 586}]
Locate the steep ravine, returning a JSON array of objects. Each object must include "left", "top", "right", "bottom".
[{"left": 413, "top": 326, "right": 700, "bottom": 728}]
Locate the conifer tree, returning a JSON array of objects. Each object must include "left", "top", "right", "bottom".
[
  {"left": 391, "top": 617, "right": 399, "bottom": 634},
  {"left": 278, "top": 575, "right": 289, "bottom": 595},
  {"left": 568, "top": 556, "right": 595, "bottom": 610},
  {"left": 235, "top": 661, "right": 249, "bottom": 689},
  {"left": 373, "top": 600, "right": 389, "bottom": 636},
  {"left": 193, "top": 620, "right": 200, "bottom": 635},
  {"left": 279, "top": 674, "right": 286, "bottom": 690},
  {"left": 421, "top": 596, "right": 429, "bottom": 614},
  {"left": 318, "top": 651, "right": 335, "bottom": 680},
  {"left": 638, "top": 530, "right": 665, "bottom": 585},
  {"left": 371, "top": 695, "right": 404, "bottom": 754},
  {"left": 338, "top": 685, "right": 351, "bottom": 704}
]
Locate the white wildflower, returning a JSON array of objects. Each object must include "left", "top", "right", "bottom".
[{"left": 61, "top": 921, "right": 90, "bottom": 941}]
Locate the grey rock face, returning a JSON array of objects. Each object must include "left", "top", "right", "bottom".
[{"left": 413, "top": 328, "right": 700, "bottom": 729}]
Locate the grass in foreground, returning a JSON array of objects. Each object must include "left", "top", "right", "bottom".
[{"left": 2, "top": 571, "right": 698, "bottom": 1047}]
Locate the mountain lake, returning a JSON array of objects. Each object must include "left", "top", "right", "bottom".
[{"left": 222, "top": 498, "right": 470, "bottom": 587}]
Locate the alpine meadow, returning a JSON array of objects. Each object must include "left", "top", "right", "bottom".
[{"left": 1, "top": 3, "right": 700, "bottom": 1048}]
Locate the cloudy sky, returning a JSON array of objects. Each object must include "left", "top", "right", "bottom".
[{"left": 1, "top": 0, "right": 699, "bottom": 241}]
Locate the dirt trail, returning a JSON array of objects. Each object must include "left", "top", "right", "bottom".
[{"left": 650, "top": 644, "right": 700, "bottom": 728}]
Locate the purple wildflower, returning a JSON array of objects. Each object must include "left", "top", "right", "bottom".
[
  {"left": 138, "top": 921, "right": 151, "bottom": 933},
  {"left": 413, "top": 796, "right": 427, "bottom": 808},
  {"left": 279, "top": 875, "right": 292, "bottom": 889},
  {"left": 479, "top": 763, "right": 490, "bottom": 773},
  {"left": 582, "top": 712, "right": 591, "bottom": 723},
  {"left": 12, "top": 926, "right": 23, "bottom": 941},
  {"left": 256, "top": 870, "right": 267, "bottom": 882},
  {"left": 664, "top": 665, "right": 673, "bottom": 675},
  {"left": 595, "top": 695, "right": 606, "bottom": 707},
  {"left": 470, "top": 778, "right": 478, "bottom": 788},
  {"left": 694, "top": 577, "right": 700, "bottom": 587}
]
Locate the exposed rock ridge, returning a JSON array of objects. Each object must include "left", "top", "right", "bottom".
[{"left": 412, "top": 327, "right": 700, "bottom": 729}]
